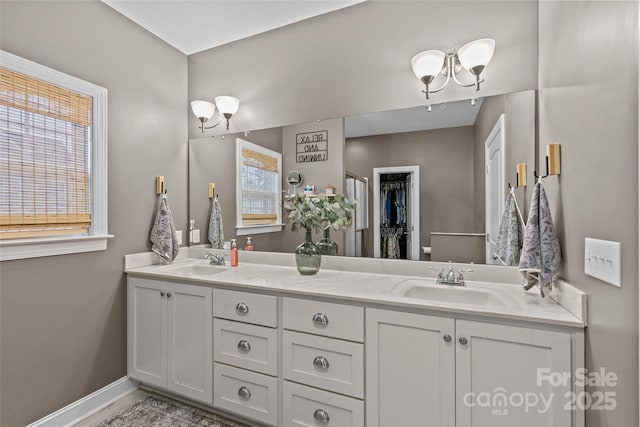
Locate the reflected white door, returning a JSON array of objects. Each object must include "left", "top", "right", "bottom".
[{"left": 485, "top": 115, "right": 505, "bottom": 264}]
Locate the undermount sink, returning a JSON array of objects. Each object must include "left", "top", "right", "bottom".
[
  {"left": 162, "top": 262, "right": 228, "bottom": 276},
  {"left": 393, "top": 279, "right": 506, "bottom": 307}
]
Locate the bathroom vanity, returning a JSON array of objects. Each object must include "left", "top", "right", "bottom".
[{"left": 125, "top": 248, "right": 586, "bottom": 427}]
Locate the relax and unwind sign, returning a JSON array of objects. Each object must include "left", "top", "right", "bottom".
[{"left": 296, "top": 130, "right": 328, "bottom": 163}]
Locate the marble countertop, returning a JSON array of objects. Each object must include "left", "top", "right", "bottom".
[{"left": 125, "top": 249, "right": 586, "bottom": 329}]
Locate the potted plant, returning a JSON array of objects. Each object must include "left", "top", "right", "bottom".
[
  {"left": 316, "top": 193, "right": 355, "bottom": 256},
  {"left": 287, "top": 193, "right": 324, "bottom": 275}
]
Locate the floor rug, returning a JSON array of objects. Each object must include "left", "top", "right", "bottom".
[{"left": 94, "top": 394, "right": 249, "bottom": 427}]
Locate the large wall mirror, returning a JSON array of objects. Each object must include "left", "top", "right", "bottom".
[{"left": 188, "top": 89, "right": 535, "bottom": 265}]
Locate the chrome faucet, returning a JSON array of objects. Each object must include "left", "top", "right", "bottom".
[
  {"left": 204, "top": 253, "right": 226, "bottom": 265},
  {"left": 430, "top": 264, "right": 473, "bottom": 287}
]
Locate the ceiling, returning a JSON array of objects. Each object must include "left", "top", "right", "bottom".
[
  {"left": 101, "top": 0, "right": 365, "bottom": 55},
  {"left": 345, "top": 98, "right": 483, "bottom": 139}
]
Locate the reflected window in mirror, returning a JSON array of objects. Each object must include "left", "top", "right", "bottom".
[{"left": 236, "top": 138, "right": 283, "bottom": 235}]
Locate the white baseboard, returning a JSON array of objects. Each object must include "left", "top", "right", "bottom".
[{"left": 26, "top": 377, "right": 139, "bottom": 427}]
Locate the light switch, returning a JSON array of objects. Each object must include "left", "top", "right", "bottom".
[
  {"left": 175, "top": 230, "right": 183, "bottom": 245},
  {"left": 584, "top": 238, "right": 621, "bottom": 287},
  {"left": 190, "top": 229, "right": 200, "bottom": 244}
]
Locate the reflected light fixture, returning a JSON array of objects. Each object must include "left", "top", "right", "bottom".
[
  {"left": 411, "top": 38, "right": 495, "bottom": 99},
  {"left": 191, "top": 95, "right": 240, "bottom": 132}
]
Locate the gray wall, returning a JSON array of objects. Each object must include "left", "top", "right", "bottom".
[
  {"left": 188, "top": 0, "right": 539, "bottom": 139},
  {"left": 473, "top": 90, "right": 536, "bottom": 231},
  {"left": 345, "top": 126, "right": 476, "bottom": 259},
  {"left": 189, "top": 127, "right": 284, "bottom": 252},
  {"left": 0, "top": 1, "right": 188, "bottom": 426},
  {"left": 538, "top": 2, "right": 638, "bottom": 426}
]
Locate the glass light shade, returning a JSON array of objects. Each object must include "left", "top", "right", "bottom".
[
  {"left": 190, "top": 100, "right": 216, "bottom": 120},
  {"left": 411, "top": 50, "right": 446, "bottom": 79},
  {"left": 457, "top": 38, "right": 495, "bottom": 70},
  {"left": 215, "top": 96, "right": 240, "bottom": 115}
]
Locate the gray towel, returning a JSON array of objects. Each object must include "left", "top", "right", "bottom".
[
  {"left": 150, "top": 194, "right": 179, "bottom": 263},
  {"left": 518, "top": 181, "right": 561, "bottom": 296},
  {"left": 208, "top": 195, "right": 224, "bottom": 248},
  {"left": 494, "top": 190, "right": 525, "bottom": 266}
]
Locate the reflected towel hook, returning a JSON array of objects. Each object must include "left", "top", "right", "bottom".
[{"left": 534, "top": 156, "right": 550, "bottom": 179}]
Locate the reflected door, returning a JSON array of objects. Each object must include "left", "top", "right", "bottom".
[{"left": 485, "top": 115, "right": 505, "bottom": 264}]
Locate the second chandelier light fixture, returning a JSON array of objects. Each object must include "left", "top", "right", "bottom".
[{"left": 411, "top": 38, "right": 495, "bottom": 99}]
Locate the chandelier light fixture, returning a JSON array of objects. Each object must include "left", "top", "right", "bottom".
[
  {"left": 191, "top": 95, "right": 240, "bottom": 132},
  {"left": 411, "top": 38, "right": 495, "bottom": 99}
]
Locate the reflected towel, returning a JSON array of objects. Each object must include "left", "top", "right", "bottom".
[
  {"left": 208, "top": 195, "right": 224, "bottom": 248},
  {"left": 494, "top": 190, "right": 525, "bottom": 266},
  {"left": 518, "top": 181, "right": 561, "bottom": 297},
  {"left": 150, "top": 194, "right": 179, "bottom": 263}
]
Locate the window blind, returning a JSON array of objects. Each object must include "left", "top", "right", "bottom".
[
  {"left": 0, "top": 67, "right": 92, "bottom": 239},
  {"left": 241, "top": 147, "right": 279, "bottom": 225}
]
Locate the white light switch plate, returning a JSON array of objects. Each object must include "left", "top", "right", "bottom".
[
  {"left": 190, "top": 229, "right": 200, "bottom": 244},
  {"left": 584, "top": 238, "right": 621, "bottom": 287},
  {"left": 175, "top": 230, "right": 183, "bottom": 245}
]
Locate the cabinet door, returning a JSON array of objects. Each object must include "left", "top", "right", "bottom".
[
  {"left": 366, "top": 308, "right": 455, "bottom": 427},
  {"left": 167, "top": 282, "right": 213, "bottom": 404},
  {"left": 456, "top": 320, "right": 571, "bottom": 427},
  {"left": 127, "top": 278, "right": 167, "bottom": 388}
]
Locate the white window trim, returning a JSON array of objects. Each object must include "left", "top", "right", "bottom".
[
  {"left": 235, "top": 138, "right": 283, "bottom": 236},
  {"left": 0, "top": 50, "right": 112, "bottom": 261}
]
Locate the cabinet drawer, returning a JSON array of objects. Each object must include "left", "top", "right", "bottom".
[
  {"left": 282, "top": 298, "right": 363, "bottom": 342},
  {"left": 213, "top": 318, "right": 278, "bottom": 376},
  {"left": 213, "top": 288, "right": 277, "bottom": 327},
  {"left": 283, "top": 331, "right": 363, "bottom": 398},
  {"left": 282, "top": 381, "right": 364, "bottom": 427},
  {"left": 213, "top": 363, "right": 278, "bottom": 426}
]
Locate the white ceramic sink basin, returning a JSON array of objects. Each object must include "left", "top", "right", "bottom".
[
  {"left": 393, "top": 279, "right": 506, "bottom": 307},
  {"left": 162, "top": 262, "right": 228, "bottom": 276}
]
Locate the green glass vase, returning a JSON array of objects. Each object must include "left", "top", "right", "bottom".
[
  {"left": 316, "top": 228, "right": 338, "bottom": 256},
  {"left": 295, "top": 229, "right": 321, "bottom": 275}
]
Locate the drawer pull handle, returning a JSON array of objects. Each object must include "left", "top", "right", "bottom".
[
  {"left": 312, "top": 313, "right": 329, "bottom": 326},
  {"left": 238, "top": 386, "right": 251, "bottom": 400},
  {"left": 443, "top": 334, "right": 452, "bottom": 343},
  {"left": 313, "top": 409, "right": 330, "bottom": 424},
  {"left": 235, "top": 302, "right": 249, "bottom": 314},
  {"left": 160, "top": 291, "right": 165, "bottom": 297},
  {"left": 459, "top": 337, "right": 468, "bottom": 346},
  {"left": 237, "top": 340, "right": 251, "bottom": 353},
  {"left": 313, "top": 356, "right": 330, "bottom": 370}
]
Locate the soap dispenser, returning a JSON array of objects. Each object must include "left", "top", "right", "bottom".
[
  {"left": 230, "top": 239, "right": 239, "bottom": 267},
  {"left": 245, "top": 237, "right": 254, "bottom": 251}
]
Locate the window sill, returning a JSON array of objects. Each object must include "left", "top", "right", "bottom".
[
  {"left": 235, "top": 224, "right": 284, "bottom": 236},
  {"left": 0, "top": 234, "right": 114, "bottom": 261}
]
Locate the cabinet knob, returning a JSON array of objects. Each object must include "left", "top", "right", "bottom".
[
  {"left": 312, "top": 313, "right": 329, "bottom": 326},
  {"left": 313, "top": 356, "right": 330, "bottom": 370},
  {"left": 313, "top": 409, "right": 330, "bottom": 424},
  {"left": 238, "top": 386, "right": 251, "bottom": 400},
  {"left": 237, "top": 340, "right": 251, "bottom": 353},
  {"left": 459, "top": 337, "right": 468, "bottom": 346},
  {"left": 443, "top": 334, "right": 452, "bottom": 343},
  {"left": 235, "top": 302, "right": 249, "bottom": 314},
  {"left": 166, "top": 292, "right": 172, "bottom": 298},
  {"left": 160, "top": 291, "right": 165, "bottom": 297}
]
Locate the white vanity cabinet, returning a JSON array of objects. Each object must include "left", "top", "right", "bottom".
[
  {"left": 127, "top": 277, "right": 213, "bottom": 404},
  {"left": 455, "top": 320, "right": 572, "bottom": 427},
  {"left": 366, "top": 308, "right": 456, "bottom": 427},
  {"left": 282, "top": 297, "right": 365, "bottom": 427},
  {"left": 212, "top": 288, "right": 279, "bottom": 426},
  {"left": 366, "top": 308, "right": 578, "bottom": 427}
]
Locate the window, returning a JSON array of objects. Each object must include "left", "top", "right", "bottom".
[
  {"left": 236, "top": 138, "right": 283, "bottom": 235},
  {"left": 0, "top": 50, "right": 110, "bottom": 260}
]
